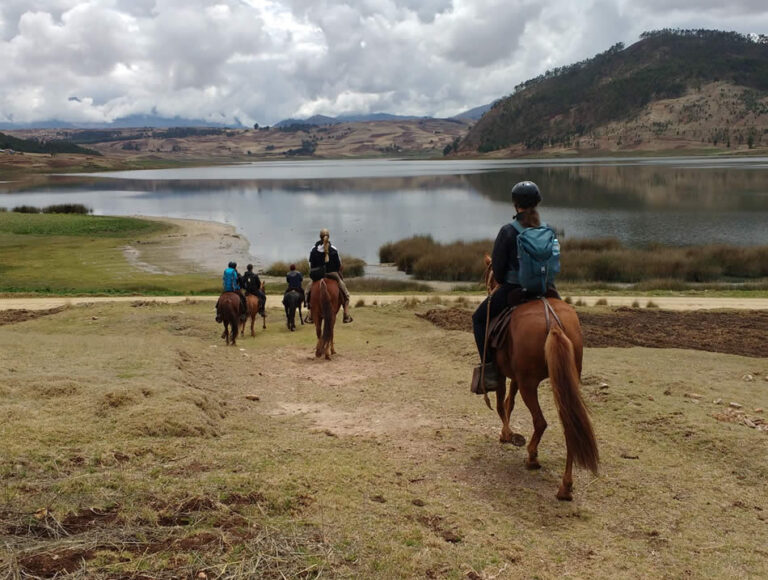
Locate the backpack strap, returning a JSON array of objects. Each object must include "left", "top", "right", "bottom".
[{"left": 511, "top": 220, "right": 525, "bottom": 234}]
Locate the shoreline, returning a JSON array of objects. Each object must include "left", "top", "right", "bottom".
[{"left": 129, "top": 215, "right": 259, "bottom": 276}]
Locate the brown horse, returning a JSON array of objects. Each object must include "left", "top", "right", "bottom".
[
  {"left": 482, "top": 255, "right": 599, "bottom": 501},
  {"left": 217, "top": 291, "right": 241, "bottom": 346},
  {"left": 309, "top": 278, "right": 342, "bottom": 359},
  {"left": 241, "top": 282, "right": 267, "bottom": 337}
]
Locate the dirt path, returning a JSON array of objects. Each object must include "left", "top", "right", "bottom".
[{"left": 1, "top": 294, "right": 768, "bottom": 312}]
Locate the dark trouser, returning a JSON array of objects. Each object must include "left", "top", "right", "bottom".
[
  {"left": 472, "top": 284, "right": 521, "bottom": 363},
  {"left": 249, "top": 289, "right": 266, "bottom": 313}
]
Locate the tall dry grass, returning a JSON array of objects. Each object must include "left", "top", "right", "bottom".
[{"left": 379, "top": 235, "right": 768, "bottom": 284}]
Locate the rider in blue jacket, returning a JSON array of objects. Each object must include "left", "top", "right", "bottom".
[{"left": 217, "top": 261, "right": 247, "bottom": 321}]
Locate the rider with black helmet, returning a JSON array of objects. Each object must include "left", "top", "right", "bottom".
[{"left": 471, "top": 181, "right": 559, "bottom": 390}]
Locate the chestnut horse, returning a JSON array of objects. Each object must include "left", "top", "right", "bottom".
[
  {"left": 217, "top": 291, "right": 241, "bottom": 346},
  {"left": 241, "top": 282, "right": 267, "bottom": 337},
  {"left": 309, "top": 278, "right": 342, "bottom": 359},
  {"left": 482, "top": 255, "right": 599, "bottom": 500}
]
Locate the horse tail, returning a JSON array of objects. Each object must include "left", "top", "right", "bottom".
[
  {"left": 320, "top": 279, "right": 333, "bottom": 343},
  {"left": 545, "top": 326, "right": 599, "bottom": 474}
]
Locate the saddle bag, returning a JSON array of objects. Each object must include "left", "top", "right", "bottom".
[{"left": 309, "top": 265, "right": 326, "bottom": 282}]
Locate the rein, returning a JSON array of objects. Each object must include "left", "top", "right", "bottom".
[{"left": 541, "top": 297, "right": 564, "bottom": 332}]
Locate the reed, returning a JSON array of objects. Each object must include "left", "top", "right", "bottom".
[{"left": 380, "top": 235, "right": 768, "bottom": 285}]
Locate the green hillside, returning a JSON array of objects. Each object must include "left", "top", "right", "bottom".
[
  {"left": 0, "top": 132, "right": 101, "bottom": 156},
  {"left": 459, "top": 29, "right": 768, "bottom": 153}
]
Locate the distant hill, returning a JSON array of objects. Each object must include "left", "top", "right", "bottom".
[
  {"left": 459, "top": 29, "right": 768, "bottom": 154},
  {"left": 452, "top": 103, "right": 493, "bottom": 120},
  {"left": 274, "top": 113, "right": 431, "bottom": 128},
  {"left": 0, "top": 132, "right": 100, "bottom": 156},
  {"left": 0, "top": 114, "right": 241, "bottom": 131}
]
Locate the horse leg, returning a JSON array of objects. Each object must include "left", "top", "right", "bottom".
[
  {"left": 261, "top": 303, "right": 267, "bottom": 329},
  {"left": 495, "top": 379, "right": 508, "bottom": 439},
  {"left": 499, "top": 378, "right": 520, "bottom": 443},
  {"left": 298, "top": 303, "right": 304, "bottom": 325},
  {"left": 314, "top": 318, "right": 324, "bottom": 357},
  {"left": 519, "top": 381, "right": 547, "bottom": 470},
  {"left": 557, "top": 452, "right": 575, "bottom": 501}
]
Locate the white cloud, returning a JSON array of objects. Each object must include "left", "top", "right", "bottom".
[{"left": 0, "top": 0, "right": 767, "bottom": 126}]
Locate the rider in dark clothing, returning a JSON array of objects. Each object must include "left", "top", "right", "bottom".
[
  {"left": 284, "top": 264, "right": 305, "bottom": 301},
  {"left": 241, "top": 264, "right": 266, "bottom": 316},
  {"left": 306, "top": 228, "right": 353, "bottom": 323},
  {"left": 471, "top": 181, "right": 559, "bottom": 391}
]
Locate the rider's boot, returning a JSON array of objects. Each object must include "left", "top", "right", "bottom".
[
  {"left": 471, "top": 361, "right": 499, "bottom": 394},
  {"left": 342, "top": 302, "right": 353, "bottom": 323}
]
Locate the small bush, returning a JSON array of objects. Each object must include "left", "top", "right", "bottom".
[
  {"left": 265, "top": 260, "right": 309, "bottom": 277},
  {"left": 646, "top": 300, "right": 659, "bottom": 308},
  {"left": 355, "top": 299, "right": 366, "bottom": 307},
  {"left": 0, "top": 207, "right": 7, "bottom": 212},
  {"left": 595, "top": 298, "right": 608, "bottom": 306},
  {"left": 632, "top": 300, "right": 640, "bottom": 308},
  {"left": 42, "top": 203, "right": 91, "bottom": 214},
  {"left": 341, "top": 255, "right": 365, "bottom": 278},
  {"left": 12, "top": 205, "right": 40, "bottom": 214}
]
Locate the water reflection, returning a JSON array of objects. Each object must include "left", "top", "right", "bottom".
[{"left": 1, "top": 158, "right": 767, "bottom": 266}]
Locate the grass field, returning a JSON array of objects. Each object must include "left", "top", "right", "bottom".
[
  {"left": 0, "top": 213, "right": 219, "bottom": 295},
  {"left": 1, "top": 301, "right": 766, "bottom": 578}
]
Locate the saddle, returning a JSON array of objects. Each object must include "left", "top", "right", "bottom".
[{"left": 488, "top": 287, "right": 562, "bottom": 351}]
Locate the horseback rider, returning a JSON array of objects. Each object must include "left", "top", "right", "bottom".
[
  {"left": 306, "top": 228, "right": 353, "bottom": 323},
  {"left": 284, "top": 263, "right": 305, "bottom": 303},
  {"left": 241, "top": 263, "right": 267, "bottom": 317},
  {"left": 219, "top": 261, "right": 247, "bottom": 322},
  {"left": 471, "top": 181, "right": 560, "bottom": 390}
]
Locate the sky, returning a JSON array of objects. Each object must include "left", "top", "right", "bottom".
[{"left": 1, "top": 0, "right": 768, "bottom": 127}]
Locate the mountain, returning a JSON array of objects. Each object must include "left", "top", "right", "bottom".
[
  {"left": 274, "top": 112, "right": 431, "bottom": 127},
  {"left": 459, "top": 29, "right": 768, "bottom": 154},
  {"left": 0, "top": 114, "right": 242, "bottom": 131},
  {"left": 452, "top": 103, "right": 493, "bottom": 120}
]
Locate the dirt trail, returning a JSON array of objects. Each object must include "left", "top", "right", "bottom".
[{"left": 1, "top": 294, "right": 768, "bottom": 312}]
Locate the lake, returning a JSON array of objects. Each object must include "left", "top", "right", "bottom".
[{"left": 2, "top": 157, "right": 768, "bottom": 267}]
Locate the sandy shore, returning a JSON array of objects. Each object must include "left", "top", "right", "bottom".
[{"left": 124, "top": 216, "right": 260, "bottom": 276}]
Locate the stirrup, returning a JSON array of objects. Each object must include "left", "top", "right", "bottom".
[{"left": 471, "top": 362, "right": 499, "bottom": 394}]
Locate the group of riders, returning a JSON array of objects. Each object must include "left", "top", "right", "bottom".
[
  {"left": 216, "top": 181, "right": 557, "bottom": 392},
  {"left": 216, "top": 227, "right": 354, "bottom": 325}
]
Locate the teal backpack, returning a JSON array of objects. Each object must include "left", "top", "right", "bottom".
[{"left": 510, "top": 220, "right": 560, "bottom": 295}]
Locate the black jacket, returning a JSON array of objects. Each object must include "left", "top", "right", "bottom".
[
  {"left": 241, "top": 271, "right": 261, "bottom": 294},
  {"left": 491, "top": 215, "right": 523, "bottom": 286},
  {"left": 309, "top": 241, "right": 341, "bottom": 273}
]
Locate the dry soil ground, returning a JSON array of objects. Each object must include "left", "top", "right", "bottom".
[{"left": 1, "top": 300, "right": 766, "bottom": 578}]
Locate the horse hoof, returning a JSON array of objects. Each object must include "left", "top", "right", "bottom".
[
  {"left": 556, "top": 490, "right": 573, "bottom": 501},
  {"left": 525, "top": 460, "right": 541, "bottom": 470}
]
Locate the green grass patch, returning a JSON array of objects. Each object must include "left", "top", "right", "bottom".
[
  {"left": 0, "top": 214, "right": 217, "bottom": 294},
  {"left": 0, "top": 212, "right": 165, "bottom": 237}
]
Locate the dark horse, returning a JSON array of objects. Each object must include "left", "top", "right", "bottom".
[
  {"left": 241, "top": 282, "right": 267, "bottom": 337},
  {"left": 217, "top": 291, "right": 241, "bottom": 345},
  {"left": 309, "top": 278, "right": 342, "bottom": 359},
  {"left": 482, "top": 255, "right": 599, "bottom": 500},
  {"left": 282, "top": 288, "right": 304, "bottom": 331}
]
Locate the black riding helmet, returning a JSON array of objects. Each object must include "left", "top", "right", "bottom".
[{"left": 511, "top": 181, "right": 542, "bottom": 208}]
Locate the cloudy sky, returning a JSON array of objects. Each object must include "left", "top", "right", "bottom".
[{"left": 1, "top": 0, "right": 768, "bottom": 126}]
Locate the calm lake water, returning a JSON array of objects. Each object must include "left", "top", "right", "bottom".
[{"left": 2, "top": 157, "right": 768, "bottom": 266}]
